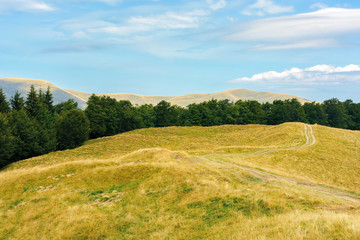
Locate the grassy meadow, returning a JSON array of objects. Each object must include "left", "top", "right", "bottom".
[{"left": 1, "top": 123, "right": 360, "bottom": 239}]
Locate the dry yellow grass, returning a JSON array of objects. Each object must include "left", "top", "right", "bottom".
[
  {"left": 1, "top": 123, "right": 360, "bottom": 239},
  {"left": 217, "top": 124, "right": 360, "bottom": 193}
]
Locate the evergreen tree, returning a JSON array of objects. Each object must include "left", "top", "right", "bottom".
[
  {"left": 25, "top": 85, "right": 41, "bottom": 118},
  {"left": 0, "top": 113, "right": 15, "bottom": 168},
  {"left": 36, "top": 103, "right": 58, "bottom": 153},
  {"left": 85, "top": 94, "right": 107, "bottom": 138},
  {"left": 0, "top": 88, "right": 10, "bottom": 113},
  {"left": 9, "top": 109, "right": 43, "bottom": 160},
  {"left": 56, "top": 109, "right": 90, "bottom": 150},
  {"left": 54, "top": 99, "right": 79, "bottom": 114},
  {"left": 42, "top": 86, "right": 54, "bottom": 113},
  {"left": 10, "top": 91, "right": 25, "bottom": 111}
]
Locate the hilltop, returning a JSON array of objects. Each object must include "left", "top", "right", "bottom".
[
  {"left": 1, "top": 123, "right": 360, "bottom": 239},
  {"left": 0, "top": 78, "right": 88, "bottom": 109},
  {"left": 0, "top": 78, "right": 309, "bottom": 108}
]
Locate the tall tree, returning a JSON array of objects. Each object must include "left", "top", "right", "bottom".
[
  {"left": 137, "top": 104, "right": 156, "bottom": 128},
  {"left": 85, "top": 94, "right": 107, "bottom": 138},
  {"left": 54, "top": 99, "right": 79, "bottom": 114},
  {"left": 9, "top": 109, "right": 43, "bottom": 160},
  {"left": 0, "top": 88, "right": 10, "bottom": 113},
  {"left": 25, "top": 85, "right": 41, "bottom": 118},
  {"left": 304, "top": 102, "right": 327, "bottom": 125},
  {"left": 343, "top": 100, "right": 360, "bottom": 130},
  {"left": 43, "top": 86, "right": 54, "bottom": 113},
  {"left": 0, "top": 113, "right": 15, "bottom": 168},
  {"left": 56, "top": 109, "right": 90, "bottom": 150},
  {"left": 116, "top": 100, "right": 142, "bottom": 133},
  {"left": 154, "top": 100, "right": 181, "bottom": 127},
  {"left": 323, "top": 98, "right": 348, "bottom": 128},
  {"left": 10, "top": 91, "right": 25, "bottom": 111},
  {"left": 287, "top": 99, "right": 306, "bottom": 122}
]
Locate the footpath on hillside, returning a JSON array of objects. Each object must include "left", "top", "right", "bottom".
[{"left": 199, "top": 124, "right": 360, "bottom": 204}]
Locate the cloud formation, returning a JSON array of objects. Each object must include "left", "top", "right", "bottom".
[
  {"left": 0, "top": 0, "right": 55, "bottom": 12},
  {"left": 60, "top": 9, "right": 210, "bottom": 38},
  {"left": 207, "top": 0, "right": 227, "bottom": 10},
  {"left": 230, "top": 64, "right": 360, "bottom": 86},
  {"left": 226, "top": 8, "right": 360, "bottom": 50},
  {"left": 242, "top": 0, "right": 293, "bottom": 16}
]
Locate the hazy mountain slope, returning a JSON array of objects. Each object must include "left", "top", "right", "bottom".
[
  {"left": 0, "top": 78, "right": 87, "bottom": 109},
  {"left": 66, "top": 88, "right": 309, "bottom": 107},
  {"left": 168, "top": 88, "right": 309, "bottom": 106},
  {"left": 1, "top": 78, "right": 309, "bottom": 108},
  {"left": 1, "top": 123, "right": 359, "bottom": 239}
]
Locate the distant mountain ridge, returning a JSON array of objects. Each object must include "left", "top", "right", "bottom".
[{"left": 0, "top": 78, "right": 309, "bottom": 109}]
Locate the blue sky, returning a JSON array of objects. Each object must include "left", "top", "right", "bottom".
[{"left": 1, "top": 0, "right": 360, "bottom": 101}]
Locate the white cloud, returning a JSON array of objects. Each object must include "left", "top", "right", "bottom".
[
  {"left": 206, "top": 0, "right": 227, "bottom": 10},
  {"left": 66, "top": 10, "right": 210, "bottom": 36},
  {"left": 230, "top": 64, "right": 360, "bottom": 86},
  {"left": 310, "top": 2, "right": 328, "bottom": 10},
  {"left": 226, "top": 8, "right": 360, "bottom": 50},
  {"left": 242, "top": 0, "right": 293, "bottom": 16},
  {"left": 94, "top": 0, "right": 122, "bottom": 5},
  {"left": 251, "top": 39, "right": 339, "bottom": 50},
  {"left": 0, "top": 0, "right": 55, "bottom": 12}
]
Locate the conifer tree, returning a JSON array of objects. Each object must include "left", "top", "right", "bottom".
[
  {"left": 44, "top": 86, "right": 54, "bottom": 113},
  {"left": 0, "top": 113, "right": 15, "bottom": 168},
  {"left": 0, "top": 88, "right": 10, "bottom": 113},
  {"left": 10, "top": 91, "right": 25, "bottom": 111},
  {"left": 9, "top": 109, "right": 42, "bottom": 160},
  {"left": 25, "top": 85, "right": 40, "bottom": 118}
]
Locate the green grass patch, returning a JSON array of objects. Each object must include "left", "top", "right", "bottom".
[{"left": 187, "top": 196, "right": 280, "bottom": 225}]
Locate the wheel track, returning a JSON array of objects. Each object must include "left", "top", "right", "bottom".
[{"left": 198, "top": 124, "right": 360, "bottom": 204}]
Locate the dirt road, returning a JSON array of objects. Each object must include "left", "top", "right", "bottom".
[{"left": 199, "top": 124, "right": 360, "bottom": 204}]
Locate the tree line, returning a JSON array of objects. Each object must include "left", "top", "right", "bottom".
[
  {"left": 0, "top": 86, "right": 89, "bottom": 168},
  {"left": 1, "top": 86, "right": 360, "bottom": 168}
]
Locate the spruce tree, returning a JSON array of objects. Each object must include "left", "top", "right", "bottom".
[
  {"left": 0, "top": 88, "right": 10, "bottom": 113},
  {"left": 9, "top": 109, "right": 42, "bottom": 160},
  {"left": 44, "top": 86, "right": 54, "bottom": 113},
  {"left": 10, "top": 91, "right": 25, "bottom": 111},
  {"left": 25, "top": 85, "right": 40, "bottom": 118},
  {"left": 0, "top": 113, "right": 15, "bottom": 168}
]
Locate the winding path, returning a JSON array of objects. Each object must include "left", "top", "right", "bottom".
[
  {"left": 254, "top": 124, "right": 316, "bottom": 155},
  {"left": 199, "top": 124, "right": 360, "bottom": 204}
]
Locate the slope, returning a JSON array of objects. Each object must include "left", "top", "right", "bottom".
[
  {"left": 0, "top": 78, "right": 309, "bottom": 109},
  {"left": 66, "top": 88, "right": 309, "bottom": 107},
  {"left": 1, "top": 123, "right": 360, "bottom": 239},
  {"left": 0, "top": 78, "right": 87, "bottom": 109}
]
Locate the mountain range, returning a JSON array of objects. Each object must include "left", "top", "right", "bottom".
[{"left": 0, "top": 78, "right": 309, "bottom": 109}]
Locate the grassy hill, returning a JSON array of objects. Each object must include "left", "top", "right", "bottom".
[
  {"left": 0, "top": 78, "right": 309, "bottom": 109},
  {"left": 1, "top": 123, "right": 360, "bottom": 239},
  {"left": 66, "top": 88, "right": 310, "bottom": 107},
  {"left": 0, "top": 78, "right": 88, "bottom": 109}
]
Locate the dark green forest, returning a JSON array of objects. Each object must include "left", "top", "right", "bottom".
[{"left": 1, "top": 86, "right": 360, "bottom": 168}]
